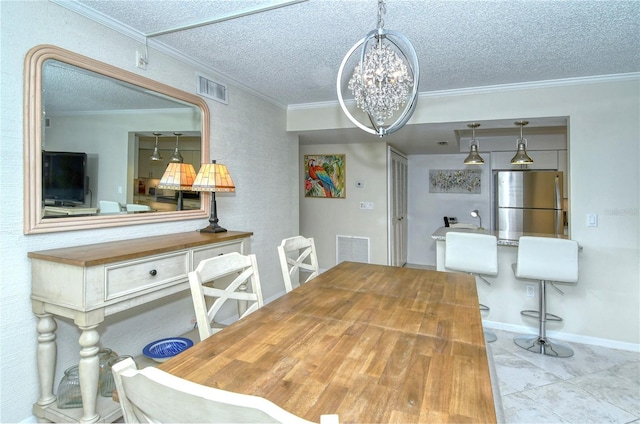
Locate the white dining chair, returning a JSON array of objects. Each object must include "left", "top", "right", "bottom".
[
  {"left": 445, "top": 231, "right": 499, "bottom": 343},
  {"left": 278, "top": 236, "right": 319, "bottom": 292},
  {"left": 99, "top": 200, "right": 121, "bottom": 213},
  {"left": 188, "top": 252, "right": 264, "bottom": 342},
  {"left": 125, "top": 204, "right": 152, "bottom": 212},
  {"left": 112, "top": 357, "right": 339, "bottom": 423},
  {"left": 512, "top": 236, "right": 579, "bottom": 357}
]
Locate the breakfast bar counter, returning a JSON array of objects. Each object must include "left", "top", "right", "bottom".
[
  {"left": 431, "top": 226, "right": 567, "bottom": 247},
  {"left": 431, "top": 226, "right": 576, "bottom": 342}
]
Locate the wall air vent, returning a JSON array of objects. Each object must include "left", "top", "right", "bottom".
[
  {"left": 196, "top": 73, "right": 228, "bottom": 104},
  {"left": 336, "top": 235, "right": 370, "bottom": 264}
]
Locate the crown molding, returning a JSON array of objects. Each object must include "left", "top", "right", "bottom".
[{"left": 289, "top": 72, "right": 640, "bottom": 110}]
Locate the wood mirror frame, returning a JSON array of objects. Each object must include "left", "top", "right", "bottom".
[{"left": 24, "top": 45, "right": 210, "bottom": 234}]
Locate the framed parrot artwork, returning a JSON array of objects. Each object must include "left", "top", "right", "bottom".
[{"left": 304, "top": 154, "right": 346, "bottom": 198}]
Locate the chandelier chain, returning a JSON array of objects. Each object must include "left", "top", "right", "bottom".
[{"left": 377, "top": 0, "right": 386, "bottom": 30}]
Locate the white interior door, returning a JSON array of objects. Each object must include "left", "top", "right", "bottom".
[{"left": 388, "top": 148, "right": 408, "bottom": 266}]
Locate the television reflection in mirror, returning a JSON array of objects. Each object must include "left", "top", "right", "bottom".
[{"left": 42, "top": 151, "right": 88, "bottom": 206}]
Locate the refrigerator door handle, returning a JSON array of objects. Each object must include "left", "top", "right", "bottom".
[
  {"left": 555, "top": 209, "right": 563, "bottom": 236},
  {"left": 555, "top": 175, "right": 562, "bottom": 210}
]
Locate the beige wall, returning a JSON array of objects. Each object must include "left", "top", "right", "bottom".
[
  {"left": 300, "top": 142, "right": 389, "bottom": 268},
  {"left": 290, "top": 78, "right": 640, "bottom": 348}
]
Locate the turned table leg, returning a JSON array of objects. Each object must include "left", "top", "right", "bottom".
[
  {"left": 35, "top": 313, "right": 57, "bottom": 407},
  {"left": 78, "top": 324, "right": 100, "bottom": 423}
]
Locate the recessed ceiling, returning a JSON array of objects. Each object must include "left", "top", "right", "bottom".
[{"left": 56, "top": 0, "right": 639, "bottom": 154}]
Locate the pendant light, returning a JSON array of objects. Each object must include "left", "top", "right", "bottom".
[
  {"left": 169, "top": 132, "right": 184, "bottom": 163},
  {"left": 511, "top": 121, "right": 534, "bottom": 165},
  {"left": 336, "top": 0, "right": 419, "bottom": 137},
  {"left": 463, "top": 123, "right": 484, "bottom": 165},
  {"left": 149, "top": 132, "right": 163, "bottom": 161}
]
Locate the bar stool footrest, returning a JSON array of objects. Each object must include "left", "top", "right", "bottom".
[
  {"left": 520, "top": 310, "right": 563, "bottom": 322},
  {"left": 513, "top": 334, "right": 574, "bottom": 358}
]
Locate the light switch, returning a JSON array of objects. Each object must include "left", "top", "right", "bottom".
[{"left": 586, "top": 213, "right": 598, "bottom": 227}]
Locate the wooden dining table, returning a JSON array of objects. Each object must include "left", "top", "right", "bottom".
[{"left": 159, "top": 261, "right": 497, "bottom": 423}]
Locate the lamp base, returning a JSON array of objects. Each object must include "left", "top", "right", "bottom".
[{"left": 199, "top": 225, "right": 227, "bottom": 233}]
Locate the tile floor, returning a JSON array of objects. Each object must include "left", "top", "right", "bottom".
[{"left": 489, "top": 329, "right": 640, "bottom": 424}]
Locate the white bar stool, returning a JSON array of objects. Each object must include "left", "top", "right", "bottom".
[
  {"left": 445, "top": 231, "right": 498, "bottom": 343},
  {"left": 513, "top": 236, "right": 579, "bottom": 357}
]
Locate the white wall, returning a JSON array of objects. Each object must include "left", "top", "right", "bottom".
[
  {"left": 407, "top": 153, "right": 493, "bottom": 266},
  {"left": 290, "top": 78, "right": 640, "bottom": 347},
  {"left": 300, "top": 142, "right": 388, "bottom": 268},
  {"left": 0, "top": 2, "right": 298, "bottom": 422}
]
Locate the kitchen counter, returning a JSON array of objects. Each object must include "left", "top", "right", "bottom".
[
  {"left": 431, "top": 226, "right": 567, "bottom": 246},
  {"left": 431, "top": 226, "right": 578, "bottom": 338}
]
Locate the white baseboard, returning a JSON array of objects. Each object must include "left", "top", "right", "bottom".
[{"left": 483, "top": 320, "right": 640, "bottom": 353}]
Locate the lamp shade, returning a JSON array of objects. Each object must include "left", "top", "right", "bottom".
[
  {"left": 157, "top": 163, "right": 196, "bottom": 190},
  {"left": 192, "top": 162, "right": 235, "bottom": 193}
]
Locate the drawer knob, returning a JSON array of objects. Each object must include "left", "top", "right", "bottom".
[{"left": 149, "top": 269, "right": 157, "bottom": 276}]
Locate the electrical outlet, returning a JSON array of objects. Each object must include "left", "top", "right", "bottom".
[
  {"left": 190, "top": 316, "right": 197, "bottom": 325},
  {"left": 526, "top": 284, "right": 535, "bottom": 298},
  {"left": 359, "top": 202, "right": 374, "bottom": 210},
  {"left": 136, "top": 50, "right": 148, "bottom": 70}
]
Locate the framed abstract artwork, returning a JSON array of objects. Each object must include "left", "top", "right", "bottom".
[
  {"left": 304, "top": 154, "right": 345, "bottom": 198},
  {"left": 429, "top": 169, "right": 481, "bottom": 194}
]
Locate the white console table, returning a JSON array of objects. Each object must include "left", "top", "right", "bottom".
[{"left": 29, "top": 231, "right": 253, "bottom": 423}]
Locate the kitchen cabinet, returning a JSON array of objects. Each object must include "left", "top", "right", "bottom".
[
  {"left": 29, "top": 231, "right": 252, "bottom": 423},
  {"left": 137, "top": 149, "right": 202, "bottom": 179},
  {"left": 491, "top": 150, "right": 559, "bottom": 170},
  {"left": 138, "top": 149, "right": 170, "bottom": 179}
]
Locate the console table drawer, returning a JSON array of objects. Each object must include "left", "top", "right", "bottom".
[
  {"left": 105, "top": 252, "right": 189, "bottom": 300},
  {"left": 192, "top": 240, "right": 245, "bottom": 266}
]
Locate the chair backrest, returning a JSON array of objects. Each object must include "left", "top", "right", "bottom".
[
  {"left": 112, "top": 358, "right": 339, "bottom": 423},
  {"left": 515, "top": 236, "right": 579, "bottom": 283},
  {"left": 126, "top": 204, "right": 152, "bottom": 212},
  {"left": 277, "top": 236, "right": 319, "bottom": 292},
  {"left": 99, "top": 200, "right": 121, "bottom": 213},
  {"left": 189, "top": 252, "right": 264, "bottom": 341},
  {"left": 445, "top": 231, "right": 498, "bottom": 276}
]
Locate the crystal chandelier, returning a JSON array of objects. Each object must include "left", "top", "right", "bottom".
[{"left": 337, "top": 0, "right": 419, "bottom": 137}]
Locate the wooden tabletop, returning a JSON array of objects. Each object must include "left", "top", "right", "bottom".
[
  {"left": 159, "top": 261, "right": 496, "bottom": 423},
  {"left": 27, "top": 231, "right": 253, "bottom": 266}
]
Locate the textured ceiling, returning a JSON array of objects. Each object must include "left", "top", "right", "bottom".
[{"left": 57, "top": 0, "right": 639, "bottom": 153}]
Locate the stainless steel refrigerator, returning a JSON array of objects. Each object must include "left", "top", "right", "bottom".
[{"left": 495, "top": 170, "right": 563, "bottom": 237}]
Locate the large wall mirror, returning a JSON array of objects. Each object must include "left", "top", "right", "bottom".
[{"left": 24, "top": 45, "right": 210, "bottom": 234}]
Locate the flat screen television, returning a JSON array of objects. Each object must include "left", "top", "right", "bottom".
[{"left": 42, "top": 151, "right": 87, "bottom": 206}]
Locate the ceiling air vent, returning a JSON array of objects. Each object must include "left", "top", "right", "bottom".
[{"left": 196, "top": 73, "right": 228, "bottom": 104}]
